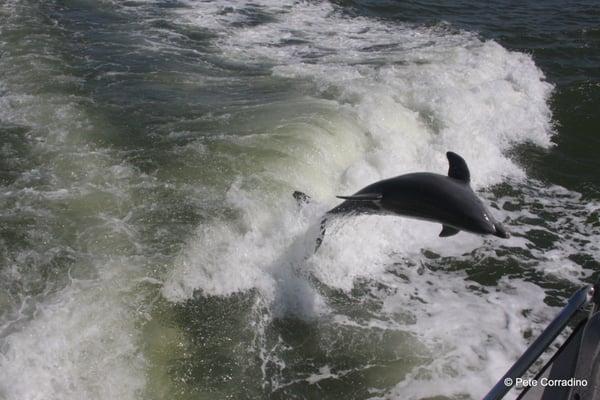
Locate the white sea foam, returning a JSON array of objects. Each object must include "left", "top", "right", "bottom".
[
  {"left": 0, "top": 8, "right": 149, "bottom": 398},
  {"left": 0, "top": 125, "right": 149, "bottom": 400},
  {"left": 160, "top": 2, "right": 598, "bottom": 399},
  {"left": 374, "top": 274, "right": 553, "bottom": 399},
  {"left": 166, "top": 0, "right": 555, "bottom": 298},
  {"left": 175, "top": 0, "right": 554, "bottom": 187},
  {"left": 2, "top": 1, "right": 595, "bottom": 400},
  {"left": 0, "top": 261, "right": 146, "bottom": 400}
]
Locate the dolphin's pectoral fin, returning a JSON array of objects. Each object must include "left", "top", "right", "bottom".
[
  {"left": 336, "top": 193, "right": 383, "bottom": 201},
  {"left": 439, "top": 225, "right": 460, "bottom": 237},
  {"left": 293, "top": 191, "right": 311, "bottom": 206},
  {"left": 493, "top": 222, "right": 510, "bottom": 239},
  {"left": 446, "top": 152, "right": 470, "bottom": 183}
]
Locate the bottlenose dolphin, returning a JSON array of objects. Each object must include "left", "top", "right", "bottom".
[{"left": 295, "top": 151, "right": 508, "bottom": 249}]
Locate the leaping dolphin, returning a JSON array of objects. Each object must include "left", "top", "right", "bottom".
[{"left": 295, "top": 151, "right": 509, "bottom": 250}]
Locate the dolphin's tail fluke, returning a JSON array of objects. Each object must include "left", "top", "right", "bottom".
[
  {"left": 293, "top": 191, "right": 376, "bottom": 251},
  {"left": 292, "top": 191, "right": 334, "bottom": 252},
  {"left": 293, "top": 190, "right": 311, "bottom": 206}
]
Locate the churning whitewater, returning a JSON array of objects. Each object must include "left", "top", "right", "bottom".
[{"left": 1, "top": 1, "right": 598, "bottom": 400}]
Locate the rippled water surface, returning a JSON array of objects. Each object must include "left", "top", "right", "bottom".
[{"left": 1, "top": 1, "right": 599, "bottom": 399}]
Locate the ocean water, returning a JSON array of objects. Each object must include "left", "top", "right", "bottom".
[{"left": 0, "top": 1, "right": 598, "bottom": 399}]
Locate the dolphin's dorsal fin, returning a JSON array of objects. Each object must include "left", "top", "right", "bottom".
[
  {"left": 439, "top": 225, "right": 459, "bottom": 237},
  {"left": 336, "top": 193, "right": 382, "bottom": 201},
  {"left": 446, "top": 151, "right": 470, "bottom": 183}
]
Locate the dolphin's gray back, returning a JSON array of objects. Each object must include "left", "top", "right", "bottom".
[
  {"left": 377, "top": 173, "right": 483, "bottom": 219},
  {"left": 328, "top": 172, "right": 492, "bottom": 233},
  {"left": 313, "top": 151, "right": 509, "bottom": 249},
  {"left": 326, "top": 198, "right": 382, "bottom": 215}
]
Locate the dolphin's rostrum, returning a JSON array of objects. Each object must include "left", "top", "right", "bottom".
[{"left": 295, "top": 151, "right": 509, "bottom": 250}]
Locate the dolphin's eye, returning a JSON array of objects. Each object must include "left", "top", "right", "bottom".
[{"left": 483, "top": 214, "right": 491, "bottom": 222}]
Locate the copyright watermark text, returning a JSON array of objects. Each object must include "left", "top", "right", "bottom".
[{"left": 503, "top": 377, "right": 588, "bottom": 388}]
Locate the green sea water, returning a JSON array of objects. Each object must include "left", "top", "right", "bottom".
[{"left": 1, "top": 1, "right": 599, "bottom": 399}]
